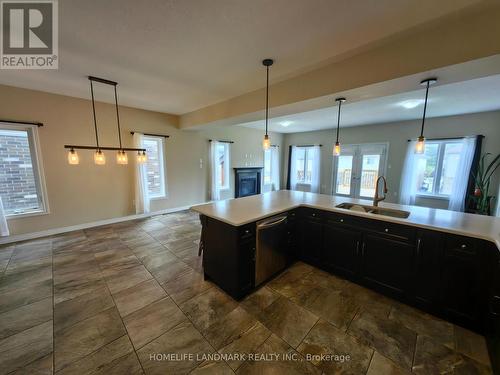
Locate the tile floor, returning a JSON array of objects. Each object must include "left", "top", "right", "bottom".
[{"left": 0, "top": 210, "right": 493, "bottom": 374}]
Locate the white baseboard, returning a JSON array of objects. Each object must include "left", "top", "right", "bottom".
[{"left": 0, "top": 202, "right": 208, "bottom": 245}]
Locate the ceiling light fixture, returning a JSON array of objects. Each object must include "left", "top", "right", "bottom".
[
  {"left": 65, "top": 76, "right": 146, "bottom": 165},
  {"left": 333, "top": 97, "right": 346, "bottom": 156},
  {"left": 399, "top": 99, "right": 424, "bottom": 109},
  {"left": 415, "top": 78, "right": 437, "bottom": 154},
  {"left": 280, "top": 121, "right": 293, "bottom": 127},
  {"left": 262, "top": 59, "right": 273, "bottom": 150}
]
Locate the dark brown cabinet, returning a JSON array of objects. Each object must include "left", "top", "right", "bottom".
[
  {"left": 200, "top": 207, "right": 499, "bottom": 334},
  {"left": 441, "top": 235, "right": 482, "bottom": 326},
  {"left": 298, "top": 208, "right": 323, "bottom": 265},
  {"left": 413, "top": 230, "right": 442, "bottom": 309},
  {"left": 360, "top": 232, "right": 414, "bottom": 299},
  {"left": 322, "top": 219, "right": 361, "bottom": 279}
]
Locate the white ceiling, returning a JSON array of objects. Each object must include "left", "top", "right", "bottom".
[
  {"left": 0, "top": 0, "right": 481, "bottom": 115},
  {"left": 239, "top": 74, "right": 500, "bottom": 133}
]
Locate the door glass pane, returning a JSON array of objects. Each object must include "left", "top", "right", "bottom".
[
  {"left": 439, "top": 142, "right": 463, "bottom": 195},
  {"left": 416, "top": 143, "right": 439, "bottom": 194},
  {"left": 335, "top": 155, "right": 353, "bottom": 195},
  {"left": 359, "top": 154, "right": 380, "bottom": 197},
  {"left": 305, "top": 150, "right": 313, "bottom": 184},
  {"left": 295, "top": 148, "right": 306, "bottom": 183}
]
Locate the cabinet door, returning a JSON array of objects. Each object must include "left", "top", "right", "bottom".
[
  {"left": 299, "top": 217, "right": 323, "bottom": 265},
  {"left": 238, "top": 239, "right": 255, "bottom": 298},
  {"left": 441, "top": 236, "right": 481, "bottom": 325},
  {"left": 323, "top": 222, "right": 361, "bottom": 279},
  {"left": 413, "top": 230, "right": 443, "bottom": 309},
  {"left": 360, "top": 233, "right": 414, "bottom": 299}
]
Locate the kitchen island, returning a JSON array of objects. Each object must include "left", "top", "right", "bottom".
[{"left": 191, "top": 190, "right": 500, "bottom": 336}]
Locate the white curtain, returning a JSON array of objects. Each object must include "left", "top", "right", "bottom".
[
  {"left": 399, "top": 141, "right": 420, "bottom": 206},
  {"left": 133, "top": 133, "right": 150, "bottom": 214},
  {"left": 271, "top": 146, "right": 280, "bottom": 191},
  {"left": 209, "top": 141, "right": 221, "bottom": 201},
  {"left": 289, "top": 146, "right": 299, "bottom": 191},
  {"left": 310, "top": 146, "right": 321, "bottom": 193},
  {"left": 0, "top": 196, "right": 9, "bottom": 237},
  {"left": 448, "top": 137, "right": 476, "bottom": 212}
]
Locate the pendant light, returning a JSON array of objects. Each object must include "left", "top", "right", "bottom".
[
  {"left": 67, "top": 148, "right": 79, "bottom": 165},
  {"left": 89, "top": 78, "right": 105, "bottom": 165},
  {"left": 333, "top": 97, "right": 346, "bottom": 156},
  {"left": 262, "top": 59, "right": 273, "bottom": 150},
  {"left": 113, "top": 85, "right": 128, "bottom": 165},
  {"left": 415, "top": 78, "right": 437, "bottom": 154},
  {"left": 65, "top": 76, "right": 146, "bottom": 165}
]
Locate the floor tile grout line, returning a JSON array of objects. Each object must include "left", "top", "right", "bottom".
[
  {"left": 364, "top": 349, "right": 376, "bottom": 375},
  {"left": 0, "top": 243, "right": 18, "bottom": 279},
  {"left": 411, "top": 332, "right": 418, "bottom": 372},
  {"left": 161, "top": 273, "right": 238, "bottom": 372},
  {"left": 91, "top": 233, "right": 148, "bottom": 375},
  {"left": 124, "top": 217, "right": 232, "bottom": 372},
  {"left": 51, "top": 238, "right": 56, "bottom": 375}
]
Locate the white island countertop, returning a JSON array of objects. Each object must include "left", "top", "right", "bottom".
[{"left": 191, "top": 190, "right": 500, "bottom": 249}]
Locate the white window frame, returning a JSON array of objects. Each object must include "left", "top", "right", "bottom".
[
  {"left": 142, "top": 135, "right": 167, "bottom": 200},
  {"left": 415, "top": 139, "right": 462, "bottom": 200},
  {"left": 331, "top": 142, "right": 389, "bottom": 199},
  {"left": 217, "top": 142, "right": 230, "bottom": 191},
  {"left": 0, "top": 122, "right": 49, "bottom": 218}
]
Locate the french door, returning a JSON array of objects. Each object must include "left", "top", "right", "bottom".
[{"left": 332, "top": 143, "right": 388, "bottom": 199}]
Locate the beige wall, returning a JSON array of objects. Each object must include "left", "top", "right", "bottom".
[
  {"left": 0, "top": 84, "right": 282, "bottom": 236},
  {"left": 282, "top": 110, "right": 500, "bottom": 211}
]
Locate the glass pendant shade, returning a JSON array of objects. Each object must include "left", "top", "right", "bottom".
[
  {"left": 262, "top": 134, "right": 271, "bottom": 150},
  {"left": 333, "top": 142, "right": 341, "bottom": 156},
  {"left": 116, "top": 150, "right": 128, "bottom": 165},
  {"left": 137, "top": 151, "right": 147, "bottom": 163},
  {"left": 67, "top": 149, "right": 79, "bottom": 165},
  {"left": 415, "top": 136, "right": 425, "bottom": 154},
  {"left": 94, "top": 150, "right": 106, "bottom": 165}
]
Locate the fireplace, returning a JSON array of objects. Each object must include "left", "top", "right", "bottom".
[{"left": 234, "top": 168, "right": 262, "bottom": 198}]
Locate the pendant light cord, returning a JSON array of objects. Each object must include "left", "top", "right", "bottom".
[
  {"left": 90, "top": 80, "right": 100, "bottom": 149},
  {"left": 114, "top": 85, "right": 122, "bottom": 150},
  {"left": 336, "top": 100, "right": 342, "bottom": 143},
  {"left": 420, "top": 80, "right": 430, "bottom": 138},
  {"left": 265, "top": 65, "right": 269, "bottom": 136}
]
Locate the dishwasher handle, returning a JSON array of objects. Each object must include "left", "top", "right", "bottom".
[{"left": 257, "top": 216, "right": 287, "bottom": 229}]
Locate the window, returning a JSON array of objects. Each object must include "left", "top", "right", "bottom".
[
  {"left": 416, "top": 140, "right": 463, "bottom": 197},
  {"left": 263, "top": 149, "right": 272, "bottom": 185},
  {"left": 263, "top": 147, "right": 280, "bottom": 191},
  {"left": 332, "top": 143, "right": 387, "bottom": 199},
  {"left": 142, "top": 136, "right": 167, "bottom": 198},
  {"left": 295, "top": 147, "right": 314, "bottom": 184},
  {"left": 0, "top": 124, "right": 48, "bottom": 217},
  {"left": 216, "top": 142, "right": 230, "bottom": 190}
]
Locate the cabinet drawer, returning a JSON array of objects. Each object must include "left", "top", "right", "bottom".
[
  {"left": 239, "top": 224, "right": 255, "bottom": 240},
  {"left": 325, "top": 212, "right": 360, "bottom": 228},
  {"left": 363, "top": 220, "right": 416, "bottom": 242},
  {"left": 445, "top": 235, "right": 477, "bottom": 255},
  {"left": 300, "top": 207, "right": 323, "bottom": 220}
]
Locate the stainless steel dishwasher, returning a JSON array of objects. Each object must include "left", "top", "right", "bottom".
[{"left": 255, "top": 214, "right": 288, "bottom": 286}]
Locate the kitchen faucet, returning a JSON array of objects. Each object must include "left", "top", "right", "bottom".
[{"left": 373, "top": 176, "right": 388, "bottom": 207}]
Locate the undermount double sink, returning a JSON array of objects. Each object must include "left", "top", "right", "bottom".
[{"left": 335, "top": 202, "right": 410, "bottom": 219}]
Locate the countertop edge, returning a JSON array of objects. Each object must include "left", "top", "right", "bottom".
[{"left": 191, "top": 202, "right": 500, "bottom": 250}]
